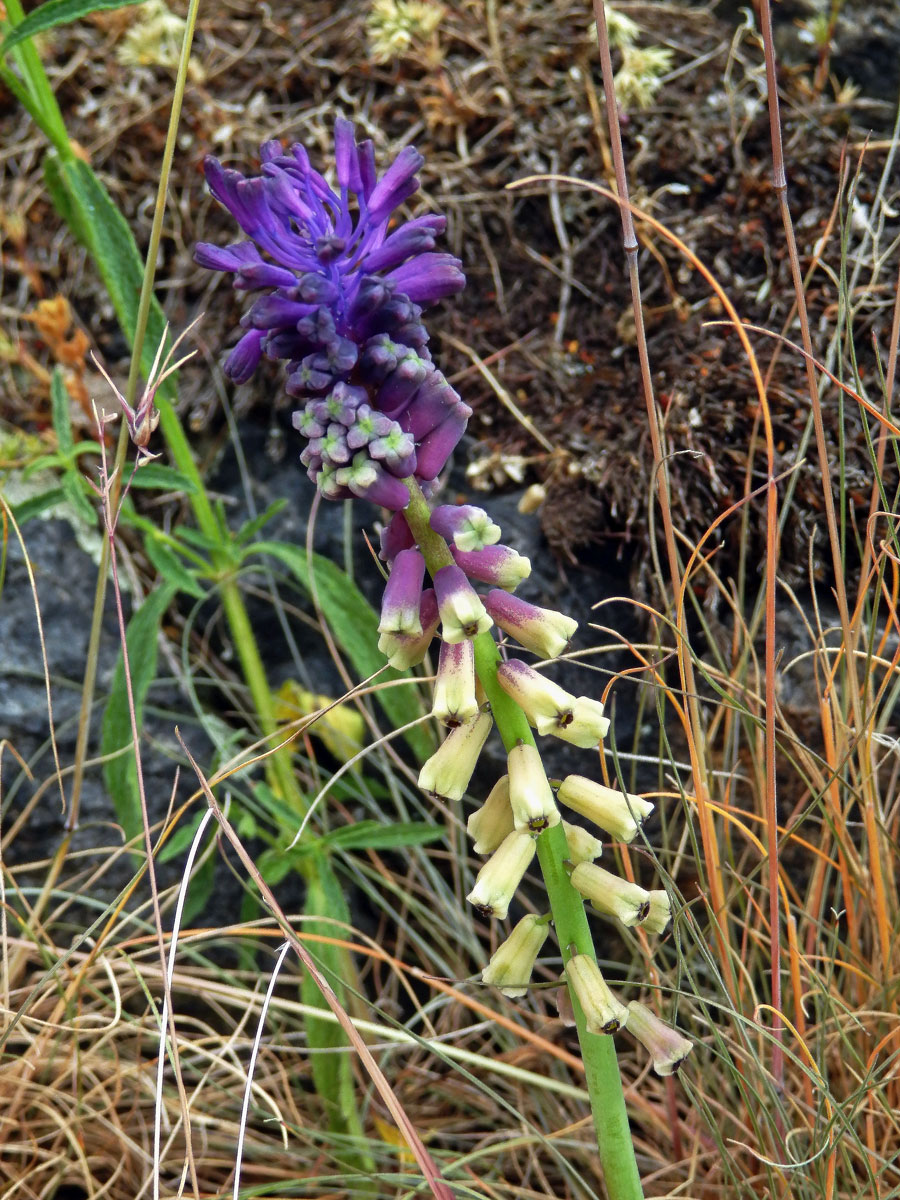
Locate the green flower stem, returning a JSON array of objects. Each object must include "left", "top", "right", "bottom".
[{"left": 403, "top": 477, "right": 643, "bottom": 1200}]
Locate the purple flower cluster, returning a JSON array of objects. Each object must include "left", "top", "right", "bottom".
[{"left": 195, "top": 119, "right": 469, "bottom": 507}]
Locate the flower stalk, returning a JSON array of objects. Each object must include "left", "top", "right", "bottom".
[{"left": 403, "top": 477, "right": 643, "bottom": 1200}]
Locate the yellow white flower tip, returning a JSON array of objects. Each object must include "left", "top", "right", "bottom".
[
  {"left": 570, "top": 861, "right": 651, "bottom": 927},
  {"left": 548, "top": 695, "right": 610, "bottom": 747},
  {"left": 378, "top": 588, "right": 440, "bottom": 670},
  {"left": 507, "top": 742, "right": 560, "bottom": 834},
  {"left": 432, "top": 638, "right": 478, "bottom": 727},
  {"left": 562, "top": 820, "right": 603, "bottom": 864},
  {"left": 467, "top": 775, "right": 514, "bottom": 854},
  {"left": 639, "top": 889, "right": 671, "bottom": 935},
  {"left": 565, "top": 954, "right": 628, "bottom": 1035},
  {"left": 557, "top": 775, "right": 653, "bottom": 843},
  {"left": 466, "top": 830, "right": 536, "bottom": 920},
  {"left": 417, "top": 710, "right": 492, "bottom": 801},
  {"left": 433, "top": 563, "right": 492, "bottom": 643},
  {"left": 626, "top": 1002, "right": 693, "bottom": 1075},
  {"left": 481, "top": 913, "right": 549, "bottom": 997}
]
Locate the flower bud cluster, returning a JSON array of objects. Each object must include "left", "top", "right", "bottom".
[{"left": 195, "top": 119, "right": 469, "bottom": 507}]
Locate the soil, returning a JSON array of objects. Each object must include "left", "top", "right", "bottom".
[{"left": 2, "top": 0, "right": 899, "bottom": 586}]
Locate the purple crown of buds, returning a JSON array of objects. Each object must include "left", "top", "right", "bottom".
[{"left": 195, "top": 118, "right": 469, "bottom": 508}]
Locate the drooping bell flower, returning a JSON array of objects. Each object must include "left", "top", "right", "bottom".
[
  {"left": 467, "top": 775, "right": 515, "bottom": 854},
  {"left": 484, "top": 590, "right": 577, "bottom": 660},
  {"left": 570, "top": 861, "right": 651, "bottom": 927},
  {"left": 466, "top": 830, "right": 537, "bottom": 920},
  {"left": 565, "top": 955, "right": 628, "bottom": 1035},
  {"left": 378, "top": 548, "right": 426, "bottom": 637},
  {"left": 431, "top": 639, "right": 478, "bottom": 727},
  {"left": 625, "top": 1002, "right": 693, "bottom": 1076},
  {"left": 506, "top": 742, "right": 560, "bottom": 834},
  {"left": 481, "top": 914, "right": 550, "bottom": 997},
  {"left": 433, "top": 563, "right": 493, "bottom": 643},
  {"left": 417, "top": 710, "right": 493, "bottom": 801},
  {"left": 378, "top": 588, "right": 440, "bottom": 669},
  {"left": 557, "top": 775, "right": 654, "bottom": 843}
]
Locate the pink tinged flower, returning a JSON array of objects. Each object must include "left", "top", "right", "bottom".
[
  {"left": 430, "top": 505, "right": 502, "bottom": 553},
  {"left": 379, "top": 511, "right": 415, "bottom": 562},
  {"left": 639, "top": 890, "right": 671, "bottom": 935},
  {"left": 566, "top": 955, "right": 628, "bottom": 1035},
  {"left": 507, "top": 743, "right": 560, "bottom": 834},
  {"left": 451, "top": 544, "right": 532, "bottom": 591},
  {"left": 481, "top": 914, "right": 550, "bottom": 998},
  {"left": 626, "top": 1002, "right": 693, "bottom": 1076},
  {"left": 570, "top": 862, "right": 651, "bottom": 927},
  {"left": 467, "top": 775, "right": 515, "bottom": 854},
  {"left": 432, "top": 639, "right": 478, "bottom": 727},
  {"left": 378, "top": 588, "right": 439, "bottom": 670},
  {"left": 562, "top": 821, "right": 603, "bottom": 865},
  {"left": 496, "top": 659, "right": 576, "bottom": 732},
  {"left": 557, "top": 775, "right": 654, "bottom": 843},
  {"left": 484, "top": 590, "right": 577, "bottom": 660},
  {"left": 417, "top": 710, "right": 492, "bottom": 801},
  {"left": 378, "top": 548, "right": 426, "bottom": 637},
  {"left": 466, "top": 830, "right": 536, "bottom": 920},
  {"left": 551, "top": 696, "right": 610, "bottom": 748},
  {"left": 433, "top": 563, "right": 492, "bottom": 643}
]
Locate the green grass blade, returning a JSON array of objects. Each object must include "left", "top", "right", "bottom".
[{"left": 0, "top": 0, "right": 148, "bottom": 55}]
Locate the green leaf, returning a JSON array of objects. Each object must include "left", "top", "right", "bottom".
[
  {"left": 326, "top": 820, "right": 443, "bottom": 852},
  {"left": 9, "top": 486, "right": 66, "bottom": 524},
  {"left": 300, "top": 860, "right": 358, "bottom": 1136},
  {"left": 128, "top": 462, "right": 198, "bottom": 493},
  {"left": 143, "top": 532, "right": 206, "bottom": 599},
  {"left": 252, "top": 540, "right": 434, "bottom": 762},
  {"left": 234, "top": 499, "right": 287, "bottom": 546},
  {"left": 42, "top": 151, "right": 175, "bottom": 404},
  {"left": 61, "top": 470, "right": 96, "bottom": 526},
  {"left": 0, "top": 0, "right": 149, "bottom": 56},
  {"left": 50, "top": 367, "right": 73, "bottom": 456},
  {"left": 101, "top": 583, "right": 176, "bottom": 844}
]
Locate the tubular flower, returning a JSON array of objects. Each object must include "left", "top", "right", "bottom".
[
  {"left": 432, "top": 639, "right": 478, "bottom": 727},
  {"left": 433, "top": 563, "right": 493, "bottom": 643},
  {"left": 562, "top": 821, "right": 603, "bottom": 865},
  {"left": 467, "top": 775, "right": 514, "bottom": 854},
  {"left": 484, "top": 590, "right": 577, "bottom": 660},
  {"left": 551, "top": 696, "right": 610, "bottom": 748},
  {"left": 417, "top": 709, "right": 492, "bottom": 801},
  {"left": 565, "top": 955, "right": 628, "bottom": 1035},
  {"left": 570, "top": 862, "right": 651, "bottom": 927},
  {"left": 507, "top": 742, "right": 560, "bottom": 834},
  {"left": 378, "top": 587, "right": 439, "bottom": 669},
  {"left": 378, "top": 547, "right": 426, "bottom": 636},
  {"left": 495, "top": 659, "right": 576, "bottom": 732},
  {"left": 557, "top": 775, "right": 654, "bottom": 843},
  {"left": 466, "top": 830, "right": 536, "bottom": 920},
  {"left": 626, "top": 1003, "right": 693, "bottom": 1076},
  {"left": 195, "top": 118, "right": 467, "bottom": 505},
  {"left": 481, "top": 914, "right": 550, "bottom": 997},
  {"left": 451, "top": 543, "right": 532, "bottom": 591}
]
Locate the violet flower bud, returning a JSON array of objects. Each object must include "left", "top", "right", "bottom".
[
  {"left": 334, "top": 453, "right": 410, "bottom": 509},
  {"left": 452, "top": 544, "right": 532, "bottom": 591},
  {"left": 466, "top": 830, "right": 536, "bottom": 921},
  {"left": 433, "top": 563, "right": 492, "bottom": 643},
  {"left": 429, "top": 504, "right": 502, "bottom": 553},
  {"left": 467, "top": 775, "right": 515, "bottom": 854},
  {"left": 378, "top": 588, "right": 439, "bottom": 670},
  {"left": 626, "top": 1003, "right": 693, "bottom": 1076},
  {"left": 379, "top": 511, "right": 415, "bottom": 562},
  {"left": 414, "top": 406, "right": 470, "bottom": 480},
  {"left": 378, "top": 548, "right": 426, "bottom": 637},
  {"left": 562, "top": 821, "right": 603, "bottom": 865},
  {"left": 418, "top": 710, "right": 493, "bottom": 801},
  {"left": 432, "top": 639, "right": 479, "bottom": 727},
  {"left": 507, "top": 743, "right": 560, "bottom": 834},
  {"left": 557, "top": 775, "right": 654, "bottom": 843},
  {"left": 565, "top": 955, "right": 628, "bottom": 1035},
  {"left": 484, "top": 590, "right": 577, "bottom": 660},
  {"left": 481, "top": 914, "right": 550, "bottom": 997},
  {"left": 570, "top": 862, "right": 651, "bottom": 927}
]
